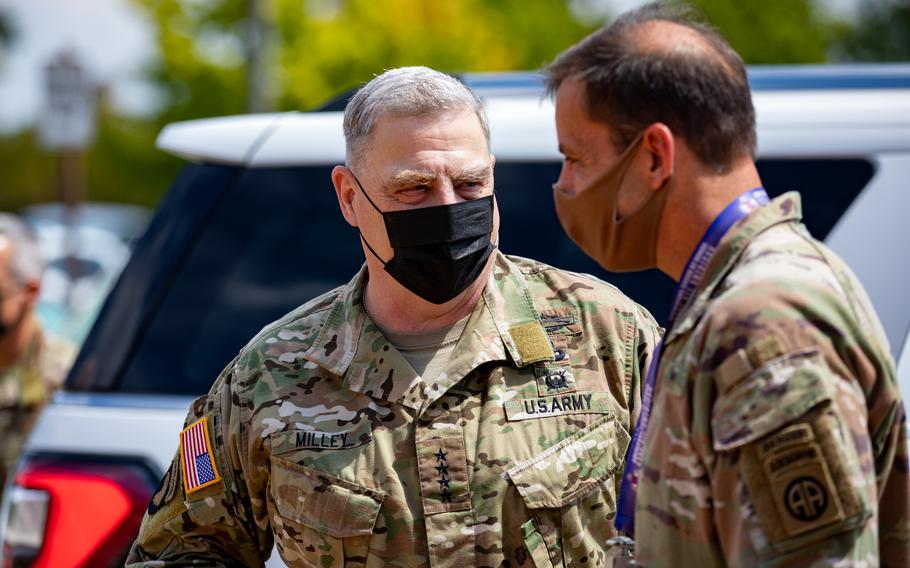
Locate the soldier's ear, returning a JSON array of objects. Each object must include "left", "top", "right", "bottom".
[
  {"left": 332, "top": 165, "right": 359, "bottom": 228},
  {"left": 643, "top": 123, "right": 674, "bottom": 191}
]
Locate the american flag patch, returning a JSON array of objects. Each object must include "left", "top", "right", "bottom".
[{"left": 180, "top": 417, "right": 222, "bottom": 494}]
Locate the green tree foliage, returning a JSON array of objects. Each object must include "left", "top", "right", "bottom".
[
  {"left": 84, "top": 107, "right": 185, "bottom": 206},
  {"left": 3, "top": 0, "right": 592, "bottom": 212},
  {"left": 2, "top": 0, "right": 905, "bottom": 213},
  {"left": 0, "top": 132, "right": 58, "bottom": 208},
  {"left": 690, "top": 0, "right": 838, "bottom": 64},
  {"left": 0, "top": 94, "right": 182, "bottom": 212},
  {"left": 135, "top": 0, "right": 248, "bottom": 123},
  {"left": 135, "top": 0, "right": 593, "bottom": 114},
  {"left": 835, "top": 0, "right": 910, "bottom": 61}
]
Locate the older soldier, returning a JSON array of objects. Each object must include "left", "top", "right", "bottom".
[
  {"left": 127, "top": 66, "right": 660, "bottom": 567},
  {"left": 0, "top": 214, "right": 74, "bottom": 486},
  {"left": 545, "top": 3, "right": 910, "bottom": 567}
]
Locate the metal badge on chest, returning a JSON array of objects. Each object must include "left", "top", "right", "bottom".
[{"left": 533, "top": 334, "right": 577, "bottom": 396}]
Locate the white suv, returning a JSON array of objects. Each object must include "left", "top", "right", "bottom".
[{"left": 2, "top": 64, "right": 909, "bottom": 567}]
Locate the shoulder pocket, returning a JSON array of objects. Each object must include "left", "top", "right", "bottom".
[
  {"left": 711, "top": 348, "right": 872, "bottom": 553},
  {"left": 713, "top": 348, "right": 831, "bottom": 451},
  {"left": 507, "top": 415, "right": 629, "bottom": 567}
]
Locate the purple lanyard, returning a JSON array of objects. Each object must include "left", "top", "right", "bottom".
[{"left": 613, "top": 188, "right": 769, "bottom": 536}]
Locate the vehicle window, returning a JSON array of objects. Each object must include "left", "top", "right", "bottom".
[
  {"left": 113, "top": 158, "right": 874, "bottom": 396},
  {"left": 67, "top": 164, "right": 242, "bottom": 393},
  {"left": 756, "top": 158, "right": 874, "bottom": 240},
  {"left": 117, "top": 167, "right": 361, "bottom": 395}
]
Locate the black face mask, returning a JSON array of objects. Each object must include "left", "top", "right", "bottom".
[{"left": 353, "top": 175, "right": 496, "bottom": 305}]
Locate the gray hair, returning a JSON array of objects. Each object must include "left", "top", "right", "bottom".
[
  {"left": 0, "top": 213, "right": 44, "bottom": 287},
  {"left": 343, "top": 66, "right": 490, "bottom": 170}
]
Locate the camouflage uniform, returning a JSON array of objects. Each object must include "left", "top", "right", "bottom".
[
  {"left": 0, "top": 330, "right": 74, "bottom": 485},
  {"left": 635, "top": 192, "right": 910, "bottom": 566},
  {"left": 127, "top": 251, "right": 661, "bottom": 567}
]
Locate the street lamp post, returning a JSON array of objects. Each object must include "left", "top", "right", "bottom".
[{"left": 37, "top": 49, "right": 97, "bottom": 309}]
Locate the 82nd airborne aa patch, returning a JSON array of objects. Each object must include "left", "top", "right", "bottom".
[
  {"left": 763, "top": 440, "right": 844, "bottom": 536},
  {"left": 180, "top": 417, "right": 222, "bottom": 494}
]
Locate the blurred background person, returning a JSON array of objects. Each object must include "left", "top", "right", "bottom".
[{"left": 0, "top": 213, "right": 75, "bottom": 487}]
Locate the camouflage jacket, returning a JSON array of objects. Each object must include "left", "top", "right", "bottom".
[
  {"left": 0, "top": 330, "right": 75, "bottom": 485},
  {"left": 635, "top": 192, "right": 910, "bottom": 567},
  {"left": 127, "top": 252, "right": 661, "bottom": 568}
]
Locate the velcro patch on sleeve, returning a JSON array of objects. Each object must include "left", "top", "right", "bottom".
[
  {"left": 180, "top": 417, "right": 223, "bottom": 494},
  {"left": 715, "top": 348, "right": 753, "bottom": 392},
  {"left": 746, "top": 335, "right": 787, "bottom": 368}
]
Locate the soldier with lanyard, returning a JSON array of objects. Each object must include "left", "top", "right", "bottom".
[{"left": 545, "top": 3, "right": 909, "bottom": 566}]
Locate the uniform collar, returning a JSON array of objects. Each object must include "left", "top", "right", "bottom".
[
  {"left": 303, "top": 251, "right": 554, "bottom": 412},
  {"left": 664, "top": 191, "right": 804, "bottom": 346}
]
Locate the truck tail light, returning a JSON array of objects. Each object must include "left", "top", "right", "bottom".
[{"left": 1, "top": 455, "right": 155, "bottom": 568}]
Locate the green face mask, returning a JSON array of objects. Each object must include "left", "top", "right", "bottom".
[{"left": 553, "top": 133, "right": 670, "bottom": 272}]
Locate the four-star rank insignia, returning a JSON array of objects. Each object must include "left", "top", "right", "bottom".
[
  {"left": 417, "top": 436, "right": 471, "bottom": 514},
  {"left": 435, "top": 447, "right": 452, "bottom": 502}
]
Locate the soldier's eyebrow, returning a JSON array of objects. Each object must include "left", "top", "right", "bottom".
[
  {"left": 452, "top": 166, "right": 492, "bottom": 185},
  {"left": 382, "top": 166, "right": 491, "bottom": 193},
  {"left": 383, "top": 170, "right": 437, "bottom": 193}
]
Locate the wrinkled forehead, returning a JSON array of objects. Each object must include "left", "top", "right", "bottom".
[
  {"left": 375, "top": 107, "right": 488, "bottom": 142},
  {"left": 363, "top": 109, "right": 492, "bottom": 170}
]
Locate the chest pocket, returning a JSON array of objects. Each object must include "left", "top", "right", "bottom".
[
  {"left": 269, "top": 456, "right": 385, "bottom": 568},
  {"left": 507, "top": 414, "right": 630, "bottom": 568}
]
